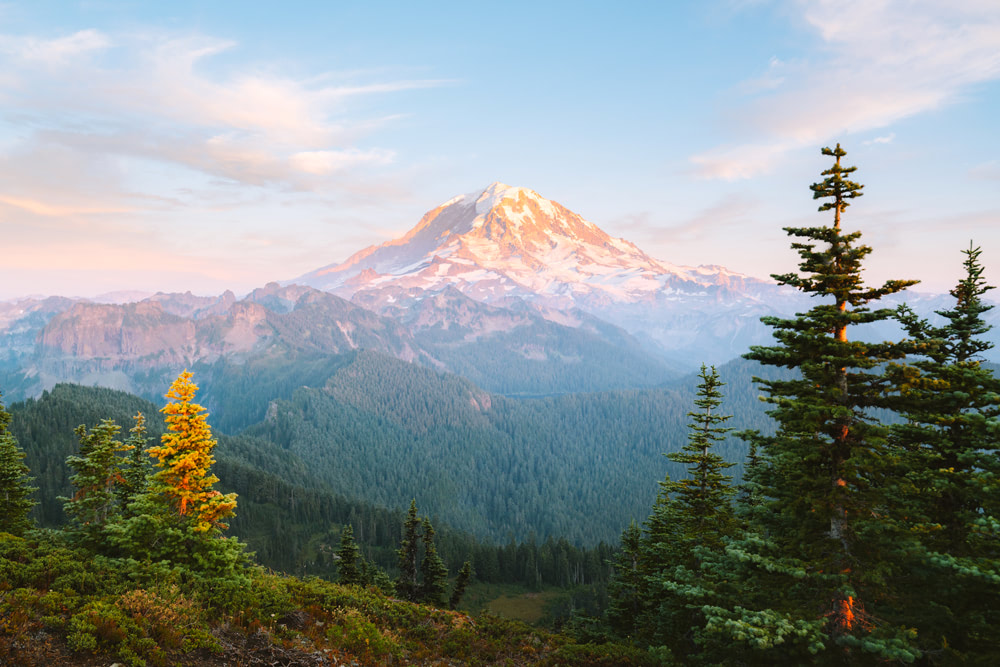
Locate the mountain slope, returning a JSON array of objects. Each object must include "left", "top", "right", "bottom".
[
  {"left": 243, "top": 349, "right": 780, "bottom": 544},
  {"left": 296, "top": 182, "right": 769, "bottom": 308},
  {"left": 291, "top": 182, "right": 798, "bottom": 367},
  {"left": 8, "top": 283, "right": 430, "bottom": 402}
]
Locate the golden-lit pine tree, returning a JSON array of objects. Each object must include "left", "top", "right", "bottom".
[{"left": 148, "top": 370, "right": 236, "bottom": 533}]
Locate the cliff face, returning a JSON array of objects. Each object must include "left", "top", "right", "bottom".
[
  {"left": 10, "top": 284, "right": 431, "bottom": 400},
  {"left": 40, "top": 302, "right": 198, "bottom": 363}
]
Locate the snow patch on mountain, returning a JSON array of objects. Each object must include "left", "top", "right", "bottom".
[{"left": 292, "top": 182, "right": 768, "bottom": 311}]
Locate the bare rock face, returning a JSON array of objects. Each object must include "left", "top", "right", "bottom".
[
  {"left": 145, "top": 290, "right": 237, "bottom": 319},
  {"left": 21, "top": 284, "right": 431, "bottom": 398},
  {"left": 39, "top": 302, "right": 197, "bottom": 364}
]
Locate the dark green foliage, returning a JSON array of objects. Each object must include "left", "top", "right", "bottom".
[
  {"left": 337, "top": 523, "right": 362, "bottom": 586},
  {"left": 359, "top": 557, "right": 396, "bottom": 595},
  {"left": 885, "top": 243, "right": 1000, "bottom": 660},
  {"left": 116, "top": 412, "right": 151, "bottom": 513},
  {"left": 395, "top": 501, "right": 452, "bottom": 606},
  {"left": 703, "top": 144, "right": 922, "bottom": 662},
  {"left": 606, "top": 520, "right": 642, "bottom": 637},
  {"left": 245, "top": 349, "right": 764, "bottom": 545},
  {"left": 449, "top": 561, "right": 472, "bottom": 610},
  {"left": 61, "top": 419, "right": 128, "bottom": 549},
  {"left": 663, "top": 364, "right": 735, "bottom": 549},
  {"left": 6, "top": 383, "right": 616, "bottom": 593},
  {"left": 420, "top": 518, "right": 450, "bottom": 607},
  {"left": 0, "top": 392, "right": 35, "bottom": 536},
  {"left": 9, "top": 384, "right": 164, "bottom": 527},
  {"left": 608, "top": 366, "right": 739, "bottom": 658},
  {"left": 105, "top": 471, "right": 250, "bottom": 582},
  {"left": 397, "top": 499, "right": 422, "bottom": 601}
]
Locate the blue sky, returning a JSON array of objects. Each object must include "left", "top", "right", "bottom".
[{"left": 1, "top": 0, "right": 998, "bottom": 299}]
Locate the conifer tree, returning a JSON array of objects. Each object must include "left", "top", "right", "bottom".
[
  {"left": 664, "top": 364, "right": 735, "bottom": 550},
  {"left": 636, "top": 366, "right": 737, "bottom": 655},
  {"left": 337, "top": 524, "right": 362, "bottom": 586},
  {"left": 449, "top": 561, "right": 473, "bottom": 610},
  {"left": 396, "top": 499, "right": 422, "bottom": 601},
  {"left": 887, "top": 243, "right": 1000, "bottom": 659},
  {"left": 116, "top": 412, "right": 151, "bottom": 513},
  {"left": 419, "top": 517, "right": 449, "bottom": 607},
  {"left": 394, "top": 500, "right": 453, "bottom": 606},
  {"left": 360, "top": 558, "right": 396, "bottom": 595},
  {"left": 0, "top": 392, "right": 36, "bottom": 536},
  {"left": 607, "top": 520, "right": 644, "bottom": 637},
  {"left": 148, "top": 370, "right": 237, "bottom": 533},
  {"left": 702, "top": 144, "right": 921, "bottom": 662},
  {"left": 63, "top": 419, "right": 128, "bottom": 548},
  {"left": 106, "top": 371, "right": 247, "bottom": 578}
]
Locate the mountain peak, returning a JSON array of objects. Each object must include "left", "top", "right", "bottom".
[
  {"left": 293, "top": 183, "right": 761, "bottom": 305},
  {"left": 473, "top": 182, "right": 535, "bottom": 214}
]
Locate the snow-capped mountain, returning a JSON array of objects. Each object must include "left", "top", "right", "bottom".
[
  {"left": 292, "top": 182, "right": 793, "bottom": 366},
  {"left": 295, "top": 183, "right": 768, "bottom": 307}
]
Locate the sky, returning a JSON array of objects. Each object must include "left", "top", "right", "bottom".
[{"left": 1, "top": 0, "right": 998, "bottom": 300}]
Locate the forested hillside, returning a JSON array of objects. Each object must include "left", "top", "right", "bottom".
[
  {"left": 7, "top": 383, "right": 618, "bottom": 593},
  {"left": 241, "top": 349, "right": 781, "bottom": 544},
  {"left": 12, "top": 349, "right": 783, "bottom": 549}
]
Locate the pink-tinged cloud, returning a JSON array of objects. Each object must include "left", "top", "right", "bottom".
[
  {"left": 0, "top": 194, "right": 133, "bottom": 217},
  {"left": 691, "top": 142, "right": 795, "bottom": 181},
  {"left": 289, "top": 149, "right": 395, "bottom": 175},
  {"left": 0, "top": 29, "right": 449, "bottom": 193}
]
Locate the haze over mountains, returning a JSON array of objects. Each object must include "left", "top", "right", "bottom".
[{"left": 2, "top": 181, "right": 998, "bottom": 406}]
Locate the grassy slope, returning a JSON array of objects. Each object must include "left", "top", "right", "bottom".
[{"left": 0, "top": 532, "right": 665, "bottom": 667}]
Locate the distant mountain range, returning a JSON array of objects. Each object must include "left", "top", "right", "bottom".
[{"left": 2, "top": 182, "right": 997, "bottom": 405}]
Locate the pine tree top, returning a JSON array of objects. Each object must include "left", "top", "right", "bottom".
[{"left": 810, "top": 143, "right": 863, "bottom": 218}]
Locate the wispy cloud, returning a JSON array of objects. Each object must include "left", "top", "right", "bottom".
[
  {"left": 863, "top": 132, "right": 896, "bottom": 145},
  {"left": 0, "top": 29, "right": 451, "bottom": 196},
  {"left": 0, "top": 29, "right": 109, "bottom": 66},
  {"left": 0, "top": 194, "right": 132, "bottom": 217},
  {"left": 692, "top": 0, "right": 1000, "bottom": 179}
]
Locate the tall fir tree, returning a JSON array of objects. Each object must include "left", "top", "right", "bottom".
[
  {"left": 394, "top": 500, "right": 453, "bottom": 606},
  {"left": 701, "top": 144, "right": 922, "bottom": 663},
  {"left": 419, "top": 517, "right": 449, "bottom": 607},
  {"left": 62, "top": 419, "right": 128, "bottom": 548},
  {"left": 337, "top": 523, "right": 362, "bottom": 586},
  {"left": 116, "top": 412, "right": 151, "bottom": 513},
  {"left": 396, "top": 499, "right": 422, "bottom": 601},
  {"left": 887, "top": 243, "right": 1000, "bottom": 660},
  {"left": 628, "top": 365, "right": 737, "bottom": 657},
  {"left": 663, "top": 364, "right": 736, "bottom": 551},
  {"left": 106, "top": 371, "right": 247, "bottom": 578},
  {"left": 0, "top": 392, "right": 36, "bottom": 536}
]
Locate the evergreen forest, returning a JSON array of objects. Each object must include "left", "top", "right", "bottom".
[{"left": 1, "top": 145, "right": 998, "bottom": 665}]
